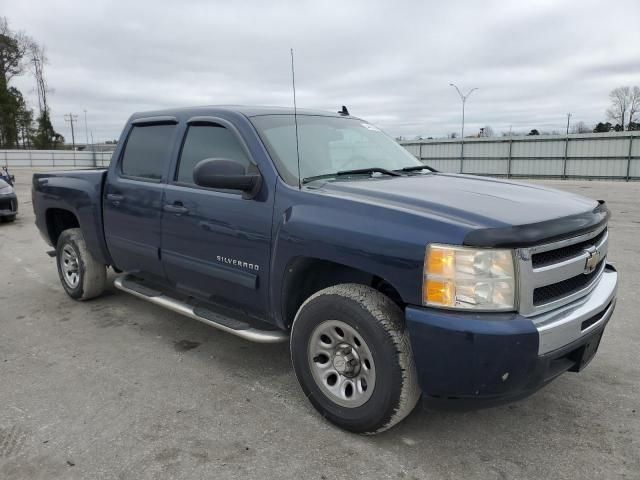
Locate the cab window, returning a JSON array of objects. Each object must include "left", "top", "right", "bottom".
[
  {"left": 177, "top": 125, "right": 250, "bottom": 185},
  {"left": 120, "top": 124, "right": 176, "bottom": 180}
]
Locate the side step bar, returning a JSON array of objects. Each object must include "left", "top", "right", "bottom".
[{"left": 114, "top": 275, "right": 288, "bottom": 344}]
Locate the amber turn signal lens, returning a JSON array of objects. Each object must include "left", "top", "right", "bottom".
[
  {"left": 424, "top": 279, "right": 455, "bottom": 307},
  {"left": 426, "top": 247, "right": 455, "bottom": 276}
]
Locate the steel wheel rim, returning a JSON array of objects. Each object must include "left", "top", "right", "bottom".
[
  {"left": 307, "top": 319, "right": 376, "bottom": 408},
  {"left": 60, "top": 245, "right": 80, "bottom": 289}
]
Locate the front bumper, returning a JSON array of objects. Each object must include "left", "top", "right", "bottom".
[
  {"left": 0, "top": 193, "right": 18, "bottom": 217},
  {"left": 405, "top": 264, "right": 617, "bottom": 409}
]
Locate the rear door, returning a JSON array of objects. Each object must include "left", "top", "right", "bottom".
[
  {"left": 103, "top": 119, "right": 178, "bottom": 277},
  {"left": 161, "top": 117, "right": 273, "bottom": 318}
]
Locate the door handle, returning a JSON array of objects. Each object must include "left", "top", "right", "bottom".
[
  {"left": 106, "top": 193, "right": 124, "bottom": 205},
  {"left": 163, "top": 203, "right": 189, "bottom": 215}
]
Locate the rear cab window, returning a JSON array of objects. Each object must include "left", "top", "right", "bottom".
[{"left": 120, "top": 124, "right": 176, "bottom": 181}]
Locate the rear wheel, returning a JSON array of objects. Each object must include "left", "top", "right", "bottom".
[
  {"left": 56, "top": 228, "right": 106, "bottom": 300},
  {"left": 291, "top": 284, "right": 420, "bottom": 434},
  {"left": 1, "top": 215, "right": 15, "bottom": 222}
]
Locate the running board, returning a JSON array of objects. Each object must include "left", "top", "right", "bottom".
[{"left": 114, "top": 275, "right": 288, "bottom": 344}]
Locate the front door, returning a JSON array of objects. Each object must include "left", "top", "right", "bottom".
[
  {"left": 103, "top": 121, "right": 177, "bottom": 277},
  {"left": 161, "top": 119, "right": 273, "bottom": 318}
]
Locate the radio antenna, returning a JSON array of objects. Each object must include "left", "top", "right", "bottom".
[{"left": 290, "top": 48, "right": 302, "bottom": 189}]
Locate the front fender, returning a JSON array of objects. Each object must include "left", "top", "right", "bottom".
[{"left": 268, "top": 182, "right": 470, "bottom": 327}]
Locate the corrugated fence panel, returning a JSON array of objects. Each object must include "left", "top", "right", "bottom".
[
  {"left": 30, "top": 150, "right": 57, "bottom": 167},
  {"left": 511, "top": 139, "right": 565, "bottom": 157},
  {"left": 419, "top": 142, "right": 461, "bottom": 158},
  {"left": 568, "top": 137, "right": 629, "bottom": 158},
  {"left": 462, "top": 141, "right": 509, "bottom": 158},
  {"left": 404, "top": 144, "right": 420, "bottom": 157},
  {"left": 463, "top": 159, "right": 509, "bottom": 175},
  {"left": 1, "top": 149, "right": 114, "bottom": 168},
  {"left": 424, "top": 159, "right": 460, "bottom": 172},
  {"left": 629, "top": 159, "right": 640, "bottom": 177},
  {"left": 402, "top": 132, "right": 640, "bottom": 179},
  {"left": 510, "top": 158, "right": 565, "bottom": 176},
  {"left": 566, "top": 159, "right": 628, "bottom": 178}
]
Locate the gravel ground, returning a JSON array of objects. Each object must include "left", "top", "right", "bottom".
[{"left": 0, "top": 170, "right": 638, "bottom": 479}]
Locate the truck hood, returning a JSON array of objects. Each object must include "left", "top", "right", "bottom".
[{"left": 314, "top": 173, "right": 602, "bottom": 241}]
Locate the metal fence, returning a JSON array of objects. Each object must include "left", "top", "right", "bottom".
[
  {"left": 1, "top": 149, "right": 114, "bottom": 168},
  {"left": 401, "top": 131, "right": 640, "bottom": 180}
]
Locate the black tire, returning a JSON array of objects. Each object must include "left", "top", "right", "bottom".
[
  {"left": 291, "top": 283, "right": 420, "bottom": 434},
  {"left": 56, "top": 228, "right": 106, "bottom": 300},
  {"left": 1, "top": 215, "right": 16, "bottom": 222}
]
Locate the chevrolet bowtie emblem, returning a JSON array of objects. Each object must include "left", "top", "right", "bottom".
[{"left": 584, "top": 245, "right": 601, "bottom": 274}]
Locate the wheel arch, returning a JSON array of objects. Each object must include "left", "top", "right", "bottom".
[
  {"left": 279, "top": 256, "right": 405, "bottom": 331},
  {"left": 45, "top": 208, "right": 80, "bottom": 247}
]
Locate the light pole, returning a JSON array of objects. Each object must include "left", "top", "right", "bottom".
[{"left": 450, "top": 83, "right": 478, "bottom": 173}]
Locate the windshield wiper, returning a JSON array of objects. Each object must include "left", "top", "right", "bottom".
[
  {"left": 395, "top": 165, "right": 438, "bottom": 173},
  {"left": 303, "top": 167, "right": 401, "bottom": 184}
]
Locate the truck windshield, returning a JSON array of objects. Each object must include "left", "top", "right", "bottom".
[{"left": 250, "top": 115, "right": 423, "bottom": 185}]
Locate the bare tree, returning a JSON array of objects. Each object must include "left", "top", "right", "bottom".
[
  {"left": 629, "top": 86, "right": 640, "bottom": 127},
  {"left": 606, "top": 86, "right": 632, "bottom": 131},
  {"left": 570, "top": 121, "right": 591, "bottom": 134},
  {"left": 481, "top": 125, "right": 494, "bottom": 137},
  {"left": 28, "top": 40, "right": 48, "bottom": 115}
]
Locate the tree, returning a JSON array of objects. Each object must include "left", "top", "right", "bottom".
[
  {"left": 593, "top": 122, "right": 612, "bottom": 133},
  {"left": 0, "top": 17, "right": 30, "bottom": 148},
  {"left": 528, "top": 129, "right": 540, "bottom": 136},
  {"left": 479, "top": 126, "right": 494, "bottom": 137},
  {"left": 448, "top": 132, "right": 458, "bottom": 139},
  {"left": 0, "top": 17, "right": 28, "bottom": 83},
  {"left": 8, "top": 86, "right": 33, "bottom": 148},
  {"left": 628, "top": 122, "right": 640, "bottom": 131},
  {"left": 32, "top": 109, "right": 63, "bottom": 149},
  {"left": 628, "top": 86, "right": 640, "bottom": 129},
  {"left": 29, "top": 40, "right": 49, "bottom": 116},
  {"left": 0, "top": 16, "right": 61, "bottom": 149},
  {"left": 570, "top": 121, "right": 591, "bottom": 134},
  {"left": 606, "top": 86, "right": 640, "bottom": 131}
]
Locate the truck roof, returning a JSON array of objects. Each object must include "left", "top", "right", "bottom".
[{"left": 129, "top": 105, "right": 355, "bottom": 121}]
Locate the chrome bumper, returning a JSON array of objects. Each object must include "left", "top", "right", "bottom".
[{"left": 531, "top": 265, "right": 617, "bottom": 355}]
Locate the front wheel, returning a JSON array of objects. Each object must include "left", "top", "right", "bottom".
[
  {"left": 291, "top": 284, "right": 421, "bottom": 434},
  {"left": 56, "top": 228, "right": 106, "bottom": 300}
]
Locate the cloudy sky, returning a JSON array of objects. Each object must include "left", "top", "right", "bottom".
[{"left": 5, "top": 0, "right": 640, "bottom": 143}]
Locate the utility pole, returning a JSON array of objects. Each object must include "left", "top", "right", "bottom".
[
  {"left": 83, "top": 110, "right": 89, "bottom": 149},
  {"left": 449, "top": 83, "right": 478, "bottom": 173},
  {"left": 64, "top": 113, "right": 78, "bottom": 150},
  {"left": 566, "top": 112, "right": 572, "bottom": 135}
]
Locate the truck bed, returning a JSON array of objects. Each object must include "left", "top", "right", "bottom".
[{"left": 32, "top": 169, "right": 112, "bottom": 265}]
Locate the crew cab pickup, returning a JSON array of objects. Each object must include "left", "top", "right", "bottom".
[{"left": 32, "top": 106, "right": 617, "bottom": 434}]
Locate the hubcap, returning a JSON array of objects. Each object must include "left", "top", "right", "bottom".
[
  {"left": 60, "top": 245, "right": 80, "bottom": 289},
  {"left": 308, "top": 320, "right": 376, "bottom": 408}
]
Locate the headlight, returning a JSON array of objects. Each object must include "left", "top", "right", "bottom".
[
  {"left": 423, "top": 244, "right": 516, "bottom": 311},
  {"left": 0, "top": 186, "right": 12, "bottom": 195}
]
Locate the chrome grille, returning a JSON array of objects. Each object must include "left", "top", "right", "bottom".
[
  {"left": 531, "top": 228, "right": 607, "bottom": 268},
  {"left": 517, "top": 224, "right": 608, "bottom": 316}
]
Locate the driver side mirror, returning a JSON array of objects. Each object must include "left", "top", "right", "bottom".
[{"left": 193, "top": 158, "right": 262, "bottom": 199}]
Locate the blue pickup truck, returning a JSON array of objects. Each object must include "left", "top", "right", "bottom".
[{"left": 32, "top": 106, "right": 617, "bottom": 433}]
